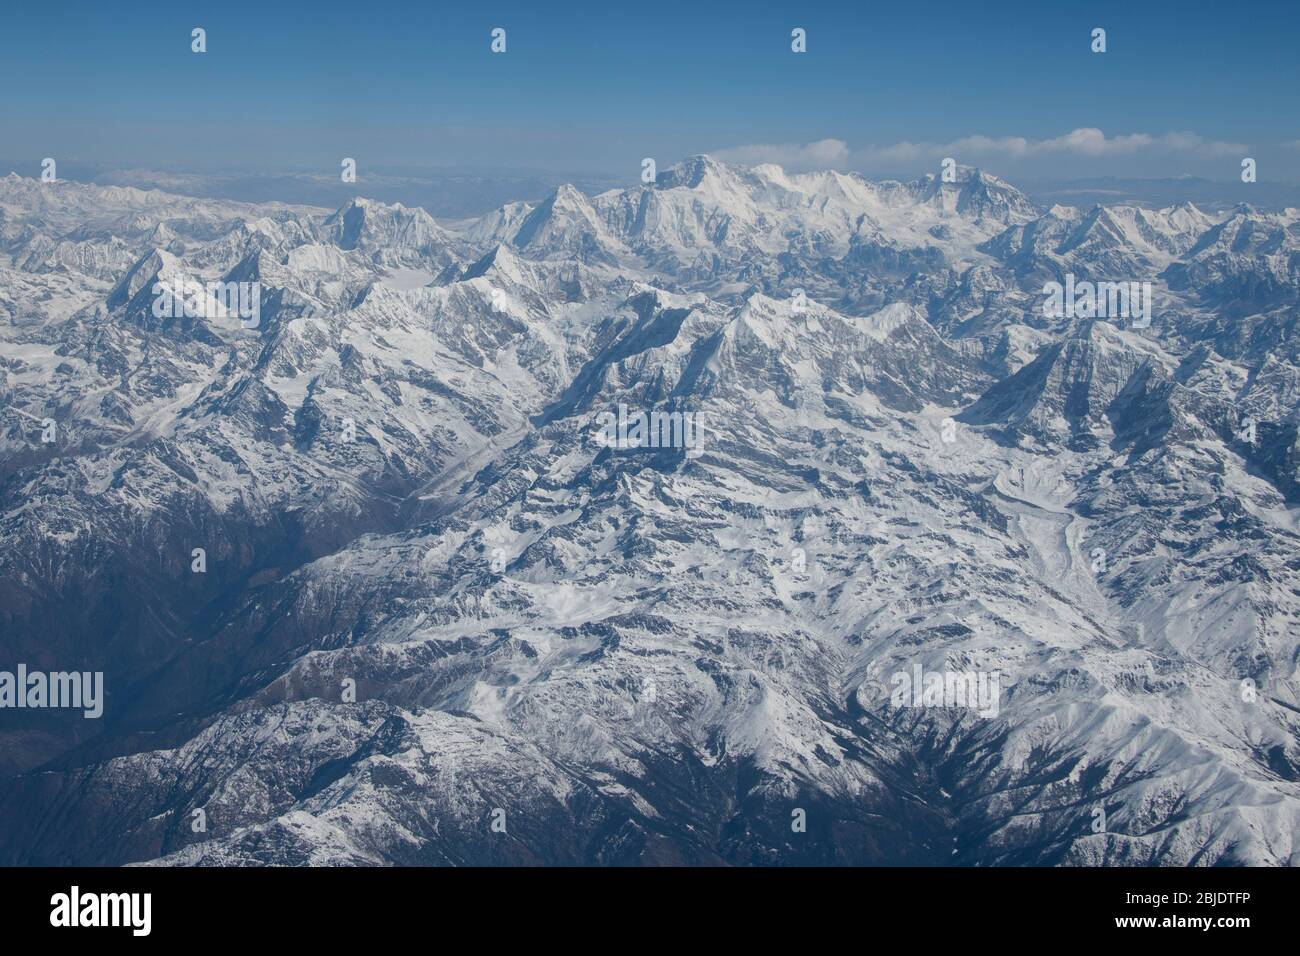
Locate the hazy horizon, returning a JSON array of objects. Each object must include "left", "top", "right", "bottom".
[{"left": 5, "top": 154, "right": 1298, "bottom": 218}]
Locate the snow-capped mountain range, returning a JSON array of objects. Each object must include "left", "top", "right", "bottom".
[{"left": 1, "top": 157, "right": 1298, "bottom": 865}]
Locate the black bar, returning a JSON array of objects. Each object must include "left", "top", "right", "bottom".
[{"left": 0, "top": 866, "right": 1286, "bottom": 941}]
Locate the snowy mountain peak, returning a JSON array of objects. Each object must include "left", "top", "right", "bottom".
[
  {"left": 654, "top": 153, "right": 732, "bottom": 190},
  {"left": 106, "top": 247, "right": 182, "bottom": 308}
]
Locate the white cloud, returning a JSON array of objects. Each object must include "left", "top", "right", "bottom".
[
  {"left": 711, "top": 138, "right": 851, "bottom": 170},
  {"left": 717, "top": 128, "right": 1248, "bottom": 172},
  {"left": 870, "top": 128, "right": 1247, "bottom": 161}
]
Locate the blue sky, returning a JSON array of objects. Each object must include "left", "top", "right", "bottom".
[{"left": 2, "top": 0, "right": 1297, "bottom": 181}]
